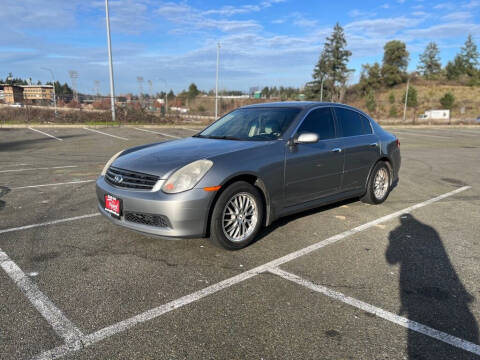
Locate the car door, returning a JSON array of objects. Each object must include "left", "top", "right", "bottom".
[
  {"left": 333, "top": 107, "right": 379, "bottom": 191},
  {"left": 284, "top": 107, "right": 345, "bottom": 207}
]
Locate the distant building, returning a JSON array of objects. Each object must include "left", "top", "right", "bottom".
[
  {"left": 2, "top": 84, "right": 24, "bottom": 104},
  {"left": 22, "top": 85, "right": 54, "bottom": 102},
  {"left": 0, "top": 84, "right": 53, "bottom": 104}
]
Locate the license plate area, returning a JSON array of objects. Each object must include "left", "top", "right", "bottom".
[{"left": 104, "top": 194, "right": 122, "bottom": 218}]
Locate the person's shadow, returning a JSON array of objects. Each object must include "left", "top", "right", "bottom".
[{"left": 386, "top": 214, "right": 479, "bottom": 359}]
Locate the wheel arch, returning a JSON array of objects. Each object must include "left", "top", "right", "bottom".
[
  {"left": 203, "top": 173, "right": 272, "bottom": 237},
  {"left": 365, "top": 157, "right": 394, "bottom": 192}
]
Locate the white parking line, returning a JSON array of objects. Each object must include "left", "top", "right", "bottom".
[
  {"left": 0, "top": 165, "right": 77, "bottom": 174},
  {"left": 394, "top": 131, "right": 450, "bottom": 139},
  {"left": 83, "top": 127, "right": 128, "bottom": 141},
  {"left": 269, "top": 267, "right": 480, "bottom": 356},
  {"left": 132, "top": 127, "right": 180, "bottom": 139},
  {"left": 0, "top": 250, "right": 83, "bottom": 345},
  {"left": 31, "top": 186, "right": 470, "bottom": 360},
  {"left": 11, "top": 180, "right": 95, "bottom": 190},
  {"left": 0, "top": 213, "right": 100, "bottom": 235},
  {"left": 28, "top": 127, "right": 63, "bottom": 141}
]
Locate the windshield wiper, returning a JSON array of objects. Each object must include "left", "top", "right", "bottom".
[{"left": 202, "top": 135, "right": 242, "bottom": 140}]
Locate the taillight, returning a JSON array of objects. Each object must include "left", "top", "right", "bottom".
[{"left": 396, "top": 139, "right": 400, "bottom": 148}]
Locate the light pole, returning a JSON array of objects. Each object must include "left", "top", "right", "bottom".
[
  {"left": 157, "top": 78, "right": 168, "bottom": 114},
  {"left": 215, "top": 42, "right": 220, "bottom": 119},
  {"left": 105, "top": 0, "right": 116, "bottom": 122},
  {"left": 41, "top": 67, "right": 57, "bottom": 119},
  {"left": 320, "top": 77, "right": 325, "bottom": 102},
  {"left": 403, "top": 77, "right": 410, "bottom": 122}
]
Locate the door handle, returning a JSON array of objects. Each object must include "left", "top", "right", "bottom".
[
  {"left": 331, "top": 148, "right": 342, "bottom": 153},
  {"left": 370, "top": 143, "right": 378, "bottom": 147}
]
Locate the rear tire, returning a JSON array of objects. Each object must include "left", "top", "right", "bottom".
[
  {"left": 209, "top": 181, "right": 264, "bottom": 250},
  {"left": 361, "top": 161, "right": 391, "bottom": 205}
]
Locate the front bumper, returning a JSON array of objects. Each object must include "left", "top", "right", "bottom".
[{"left": 96, "top": 176, "right": 214, "bottom": 238}]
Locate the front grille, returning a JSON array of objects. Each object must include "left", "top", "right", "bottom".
[
  {"left": 105, "top": 166, "right": 159, "bottom": 190},
  {"left": 124, "top": 212, "right": 170, "bottom": 228}
]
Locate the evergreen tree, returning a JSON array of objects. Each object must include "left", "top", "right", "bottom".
[
  {"left": 445, "top": 55, "right": 466, "bottom": 80},
  {"left": 403, "top": 85, "right": 418, "bottom": 121},
  {"left": 187, "top": 83, "right": 200, "bottom": 99},
  {"left": 307, "top": 49, "right": 329, "bottom": 100},
  {"left": 308, "top": 23, "right": 352, "bottom": 101},
  {"left": 261, "top": 86, "right": 271, "bottom": 99},
  {"left": 382, "top": 40, "right": 409, "bottom": 86},
  {"left": 460, "top": 34, "right": 479, "bottom": 75},
  {"left": 440, "top": 92, "right": 455, "bottom": 109},
  {"left": 359, "top": 62, "right": 382, "bottom": 94},
  {"left": 418, "top": 42, "right": 441, "bottom": 78},
  {"left": 365, "top": 90, "right": 377, "bottom": 113}
]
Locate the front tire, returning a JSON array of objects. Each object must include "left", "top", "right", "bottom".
[
  {"left": 361, "top": 161, "right": 391, "bottom": 204},
  {"left": 209, "top": 181, "right": 264, "bottom": 250}
]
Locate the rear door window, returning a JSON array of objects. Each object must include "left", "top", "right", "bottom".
[
  {"left": 335, "top": 107, "right": 369, "bottom": 137},
  {"left": 359, "top": 114, "right": 373, "bottom": 134},
  {"left": 297, "top": 107, "right": 336, "bottom": 140}
]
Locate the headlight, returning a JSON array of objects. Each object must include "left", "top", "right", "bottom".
[
  {"left": 162, "top": 159, "right": 213, "bottom": 194},
  {"left": 101, "top": 150, "right": 123, "bottom": 176}
]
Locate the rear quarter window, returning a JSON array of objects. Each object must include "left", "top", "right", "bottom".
[{"left": 335, "top": 107, "right": 372, "bottom": 137}]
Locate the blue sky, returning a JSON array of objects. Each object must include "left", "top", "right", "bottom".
[{"left": 1, "top": 0, "right": 479, "bottom": 94}]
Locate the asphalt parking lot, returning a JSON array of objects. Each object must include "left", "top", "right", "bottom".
[{"left": 1, "top": 125, "right": 480, "bottom": 360}]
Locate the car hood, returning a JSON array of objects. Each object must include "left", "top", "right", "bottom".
[{"left": 112, "top": 137, "right": 270, "bottom": 178}]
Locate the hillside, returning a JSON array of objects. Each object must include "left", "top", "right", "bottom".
[{"left": 347, "top": 80, "right": 480, "bottom": 124}]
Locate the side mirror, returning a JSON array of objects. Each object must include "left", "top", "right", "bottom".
[{"left": 294, "top": 132, "right": 319, "bottom": 144}]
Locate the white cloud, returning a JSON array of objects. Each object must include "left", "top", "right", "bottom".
[
  {"left": 441, "top": 11, "right": 473, "bottom": 21},
  {"left": 156, "top": 2, "right": 262, "bottom": 33},
  {"left": 345, "top": 16, "right": 423, "bottom": 37},
  {"left": 348, "top": 9, "right": 377, "bottom": 18},
  {"left": 405, "top": 22, "right": 480, "bottom": 39}
]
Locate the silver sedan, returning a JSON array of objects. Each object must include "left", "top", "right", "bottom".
[{"left": 96, "top": 102, "right": 401, "bottom": 249}]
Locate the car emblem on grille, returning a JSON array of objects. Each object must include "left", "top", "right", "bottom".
[{"left": 114, "top": 175, "right": 123, "bottom": 183}]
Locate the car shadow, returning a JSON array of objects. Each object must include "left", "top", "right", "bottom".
[
  {"left": 386, "top": 214, "right": 479, "bottom": 359},
  {"left": 254, "top": 197, "right": 359, "bottom": 243},
  {"left": 0, "top": 134, "right": 87, "bottom": 152}
]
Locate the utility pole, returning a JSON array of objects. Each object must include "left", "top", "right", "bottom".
[
  {"left": 320, "top": 77, "right": 325, "bottom": 102},
  {"left": 41, "top": 67, "right": 57, "bottom": 120},
  {"left": 403, "top": 77, "right": 410, "bottom": 122},
  {"left": 215, "top": 42, "right": 220, "bottom": 119},
  {"left": 105, "top": 0, "right": 116, "bottom": 122},
  {"left": 68, "top": 70, "right": 78, "bottom": 102},
  {"left": 137, "top": 76, "right": 144, "bottom": 105},
  {"left": 94, "top": 80, "right": 100, "bottom": 98}
]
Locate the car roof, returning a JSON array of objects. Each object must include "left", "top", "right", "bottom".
[
  {"left": 239, "top": 101, "right": 373, "bottom": 118},
  {"left": 240, "top": 101, "right": 360, "bottom": 111}
]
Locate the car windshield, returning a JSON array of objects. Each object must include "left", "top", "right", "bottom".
[{"left": 195, "top": 107, "right": 301, "bottom": 141}]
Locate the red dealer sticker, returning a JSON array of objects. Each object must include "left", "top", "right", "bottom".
[{"left": 104, "top": 194, "right": 122, "bottom": 217}]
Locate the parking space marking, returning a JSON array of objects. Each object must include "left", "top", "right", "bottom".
[
  {"left": 0, "top": 213, "right": 99, "bottom": 235},
  {"left": 28, "top": 127, "right": 63, "bottom": 141},
  {"left": 0, "top": 250, "right": 84, "bottom": 344},
  {"left": 0, "top": 165, "right": 77, "bottom": 174},
  {"left": 132, "top": 127, "right": 181, "bottom": 139},
  {"left": 31, "top": 186, "right": 470, "bottom": 360},
  {"left": 394, "top": 131, "right": 450, "bottom": 139},
  {"left": 269, "top": 267, "right": 480, "bottom": 356},
  {"left": 11, "top": 180, "right": 95, "bottom": 190},
  {"left": 83, "top": 127, "right": 128, "bottom": 141}
]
